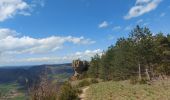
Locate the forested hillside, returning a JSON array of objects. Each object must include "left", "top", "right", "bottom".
[{"left": 87, "top": 26, "right": 170, "bottom": 81}]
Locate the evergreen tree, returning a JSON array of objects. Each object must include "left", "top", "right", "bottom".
[
  {"left": 88, "top": 54, "right": 101, "bottom": 78},
  {"left": 87, "top": 26, "right": 170, "bottom": 81}
]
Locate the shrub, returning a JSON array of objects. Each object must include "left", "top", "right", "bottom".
[
  {"left": 130, "top": 76, "right": 138, "bottom": 85},
  {"left": 78, "top": 80, "right": 91, "bottom": 87},
  {"left": 90, "top": 78, "right": 99, "bottom": 84},
  {"left": 139, "top": 78, "right": 148, "bottom": 84},
  {"left": 29, "top": 81, "right": 58, "bottom": 100},
  {"left": 58, "top": 82, "right": 79, "bottom": 100}
]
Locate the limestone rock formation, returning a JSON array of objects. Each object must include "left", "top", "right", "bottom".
[{"left": 71, "top": 59, "right": 89, "bottom": 80}]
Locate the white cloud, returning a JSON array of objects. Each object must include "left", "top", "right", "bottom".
[
  {"left": 74, "top": 49, "right": 102, "bottom": 58},
  {"left": 113, "top": 26, "right": 121, "bottom": 30},
  {"left": 98, "top": 21, "right": 109, "bottom": 28},
  {"left": 124, "top": 0, "right": 162, "bottom": 19},
  {"left": 0, "top": 0, "right": 45, "bottom": 22},
  {"left": 136, "top": 0, "right": 151, "bottom": 4},
  {"left": 0, "top": 28, "right": 18, "bottom": 39},
  {"left": 0, "top": 28, "right": 95, "bottom": 55},
  {"left": 0, "top": 49, "right": 102, "bottom": 65},
  {"left": 0, "top": 0, "right": 31, "bottom": 22}
]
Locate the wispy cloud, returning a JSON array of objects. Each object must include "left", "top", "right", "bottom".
[
  {"left": 0, "top": 49, "right": 102, "bottom": 66},
  {"left": 31, "top": 0, "right": 45, "bottom": 7},
  {"left": 113, "top": 26, "right": 121, "bottom": 30},
  {"left": 136, "top": 0, "right": 151, "bottom": 4},
  {"left": 108, "top": 34, "right": 115, "bottom": 40},
  {"left": 0, "top": 28, "right": 95, "bottom": 55},
  {"left": 160, "top": 12, "right": 166, "bottom": 17},
  {"left": 124, "top": 25, "right": 132, "bottom": 31},
  {"left": 98, "top": 21, "right": 109, "bottom": 28},
  {"left": 136, "top": 19, "right": 144, "bottom": 24},
  {"left": 124, "top": 0, "right": 162, "bottom": 19},
  {"left": 143, "top": 22, "right": 150, "bottom": 26}
]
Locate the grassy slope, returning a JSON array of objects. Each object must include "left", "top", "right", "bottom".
[{"left": 86, "top": 80, "right": 170, "bottom": 100}]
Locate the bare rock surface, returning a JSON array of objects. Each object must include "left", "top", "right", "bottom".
[{"left": 71, "top": 59, "right": 89, "bottom": 80}]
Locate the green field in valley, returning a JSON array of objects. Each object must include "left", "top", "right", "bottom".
[{"left": 0, "top": 83, "right": 26, "bottom": 100}]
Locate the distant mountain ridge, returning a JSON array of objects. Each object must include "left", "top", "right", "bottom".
[
  {"left": 0, "top": 63, "right": 72, "bottom": 69},
  {"left": 0, "top": 63, "right": 73, "bottom": 86}
]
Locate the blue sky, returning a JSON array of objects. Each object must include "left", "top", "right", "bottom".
[{"left": 0, "top": 0, "right": 170, "bottom": 66}]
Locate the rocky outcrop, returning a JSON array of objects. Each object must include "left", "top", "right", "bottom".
[{"left": 71, "top": 59, "right": 89, "bottom": 80}]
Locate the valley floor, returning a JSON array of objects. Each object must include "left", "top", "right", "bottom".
[
  {"left": 85, "top": 79, "right": 170, "bottom": 100},
  {"left": 0, "top": 83, "right": 26, "bottom": 100}
]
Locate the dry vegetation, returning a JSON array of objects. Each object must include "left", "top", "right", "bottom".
[{"left": 86, "top": 79, "right": 170, "bottom": 100}]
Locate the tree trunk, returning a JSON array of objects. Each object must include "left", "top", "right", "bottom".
[
  {"left": 150, "top": 65, "right": 155, "bottom": 80},
  {"left": 138, "top": 63, "right": 142, "bottom": 81},
  {"left": 145, "top": 68, "right": 150, "bottom": 80}
]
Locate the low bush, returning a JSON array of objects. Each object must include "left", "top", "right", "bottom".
[
  {"left": 58, "top": 82, "right": 79, "bottom": 100},
  {"left": 29, "top": 81, "right": 58, "bottom": 100},
  {"left": 78, "top": 80, "right": 91, "bottom": 87},
  {"left": 130, "top": 76, "right": 138, "bottom": 85},
  {"left": 90, "top": 78, "right": 99, "bottom": 84},
  {"left": 139, "top": 78, "right": 148, "bottom": 84}
]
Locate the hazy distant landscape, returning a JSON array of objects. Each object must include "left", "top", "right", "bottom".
[{"left": 0, "top": 64, "right": 73, "bottom": 100}]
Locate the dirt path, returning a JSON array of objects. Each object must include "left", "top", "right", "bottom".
[{"left": 79, "top": 86, "right": 89, "bottom": 100}]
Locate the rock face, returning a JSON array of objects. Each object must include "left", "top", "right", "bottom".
[{"left": 71, "top": 59, "right": 89, "bottom": 80}]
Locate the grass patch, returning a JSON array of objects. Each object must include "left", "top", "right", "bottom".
[{"left": 86, "top": 79, "right": 170, "bottom": 100}]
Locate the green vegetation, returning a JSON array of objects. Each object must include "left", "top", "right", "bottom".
[
  {"left": 2, "top": 26, "right": 169, "bottom": 100},
  {"left": 58, "top": 82, "right": 79, "bottom": 100},
  {"left": 0, "top": 83, "right": 18, "bottom": 95},
  {"left": 86, "top": 79, "right": 170, "bottom": 100},
  {"left": 73, "top": 26, "right": 170, "bottom": 100},
  {"left": 87, "top": 26, "right": 170, "bottom": 81},
  {"left": 78, "top": 80, "right": 91, "bottom": 87},
  {"left": 0, "top": 65, "right": 73, "bottom": 100},
  {"left": 11, "top": 94, "right": 26, "bottom": 100},
  {"left": 59, "top": 25, "right": 170, "bottom": 99},
  {"left": 49, "top": 73, "right": 72, "bottom": 82},
  {"left": 0, "top": 83, "right": 27, "bottom": 100},
  {"left": 77, "top": 78, "right": 99, "bottom": 87}
]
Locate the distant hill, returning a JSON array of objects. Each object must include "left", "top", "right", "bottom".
[
  {"left": 0, "top": 63, "right": 73, "bottom": 99},
  {"left": 0, "top": 63, "right": 73, "bottom": 85}
]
